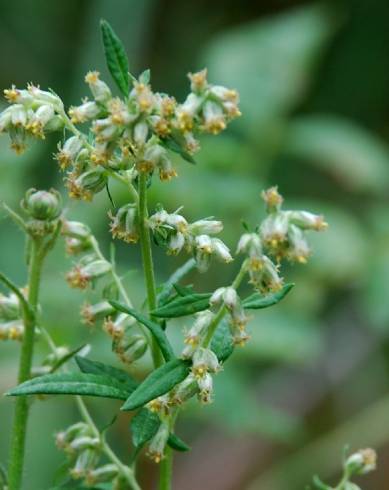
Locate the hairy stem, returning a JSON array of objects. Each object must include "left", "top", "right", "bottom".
[
  {"left": 8, "top": 238, "right": 43, "bottom": 490},
  {"left": 138, "top": 172, "right": 163, "bottom": 368}
]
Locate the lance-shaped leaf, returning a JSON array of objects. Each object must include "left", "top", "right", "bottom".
[
  {"left": 131, "top": 408, "right": 160, "bottom": 450},
  {"left": 109, "top": 300, "right": 175, "bottom": 361},
  {"left": 100, "top": 19, "right": 130, "bottom": 96},
  {"left": 152, "top": 293, "right": 212, "bottom": 319},
  {"left": 121, "top": 359, "right": 191, "bottom": 411},
  {"left": 75, "top": 356, "right": 138, "bottom": 392},
  {"left": 211, "top": 319, "right": 234, "bottom": 363},
  {"left": 157, "top": 258, "right": 197, "bottom": 304},
  {"left": 160, "top": 136, "right": 197, "bottom": 164},
  {"left": 242, "top": 283, "right": 294, "bottom": 309},
  {"left": 167, "top": 432, "right": 191, "bottom": 452},
  {"left": 50, "top": 344, "right": 87, "bottom": 374},
  {"left": 6, "top": 372, "right": 131, "bottom": 401}
]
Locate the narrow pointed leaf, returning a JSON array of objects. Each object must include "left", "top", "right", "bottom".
[
  {"left": 242, "top": 283, "right": 294, "bottom": 309},
  {"left": 167, "top": 432, "right": 191, "bottom": 452},
  {"left": 160, "top": 137, "right": 197, "bottom": 164},
  {"left": 157, "top": 258, "right": 197, "bottom": 304},
  {"left": 109, "top": 300, "right": 175, "bottom": 361},
  {"left": 100, "top": 19, "right": 130, "bottom": 96},
  {"left": 75, "top": 356, "right": 138, "bottom": 392},
  {"left": 130, "top": 408, "right": 160, "bottom": 449},
  {"left": 6, "top": 373, "right": 131, "bottom": 401},
  {"left": 152, "top": 293, "right": 211, "bottom": 318},
  {"left": 50, "top": 344, "right": 87, "bottom": 373},
  {"left": 211, "top": 319, "right": 234, "bottom": 362},
  {"left": 121, "top": 359, "right": 191, "bottom": 411}
]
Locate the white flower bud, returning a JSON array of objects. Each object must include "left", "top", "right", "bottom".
[
  {"left": 192, "top": 347, "right": 220, "bottom": 376},
  {"left": 147, "top": 423, "right": 169, "bottom": 464},
  {"left": 133, "top": 121, "right": 149, "bottom": 147},
  {"left": 197, "top": 372, "right": 213, "bottom": 404},
  {"left": 287, "top": 225, "right": 311, "bottom": 264},
  {"left": 236, "top": 233, "right": 262, "bottom": 256},
  {"left": 222, "top": 287, "right": 239, "bottom": 310},
  {"left": 62, "top": 221, "right": 92, "bottom": 240},
  {"left": 202, "top": 100, "right": 226, "bottom": 134},
  {"left": 85, "top": 71, "right": 112, "bottom": 102},
  {"left": 27, "top": 84, "right": 62, "bottom": 106},
  {"left": 0, "top": 107, "right": 13, "bottom": 132},
  {"left": 212, "top": 238, "right": 233, "bottom": 263},
  {"left": 345, "top": 448, "right": 377, "bottom": 476},
  {"left": 166, "top": 213, "right": 188, "bottom": 233},
  {"left": 167, "top": 232, "right": 185, "bottom": 255},
  {"left": 11, "top": 104, "right": 27, "bottom": 127},
  {"left": 188, "top": 219, "right": 223, "bottom": 236},
  {"left": 210, "top": 287, "right": 226, "bottom": 307},
  {"left": 287, "top": 210, "right": 328, "bottom": 231},
  {"left": 69, "top": 101, "right": 100, "bottom": 124},
  {"left": 195, "top": 234, "right": 213, "bottom": 254}
]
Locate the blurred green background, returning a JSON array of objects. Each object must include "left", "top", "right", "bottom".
[{"left": 1, "top": 0, "right": 389, "bottom": 488}]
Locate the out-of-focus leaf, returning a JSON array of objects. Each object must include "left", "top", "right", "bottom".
[
  {"left": 188, "top": 368, "right": 302, "bottom": 442},
  {"left": 110, "top": 301, "right": 175, "bottom": 361},
  {"left": 243, "top": 284, "right": 294, "bottom": 309},
  {"left": 100, "top": 19, "right": 130, "bottom": 96},
  {"left": 203, "top": 5, "right": 334, "bottom": 131},
  {"left": 240, "top": 310, "right": 323, "bottom": 364},
  {"left": 157, "top": 258, "right": 197, "bottom": 304},
  {"left": 160, "top": 136, "right": 196, "bottom": 164},
  {"left": 50, "top": 345, "right": 87, "bottom": 373},
  {"left": 6, "top": 373, "right": 131, "bottom": 401},
  {"left": 284, "top": 115, "right": 389, "bottom": 193},
  {"left": 211, "top": 319, "right": 234, "bottom": 363},
  {"left": 167, "top": 432, "right": 191, "bottom": 452},
  {"left": 121, "top": 359, "right": 191, "bottom": 411},
  {"left": 152, "top": 293, "right": 211, "bottom": 318},
  {"left": 75, "top": 356, "right": 138, "bottom": 392}
]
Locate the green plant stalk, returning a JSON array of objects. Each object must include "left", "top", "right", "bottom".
[
  {"left": 8, "top": 238, "right": 43, "bottom": 490},
  {"left": 161, "top": 262, "right": 248, "bottom": 490},
  {"left": 138, "top": 171, "right": 163, "bottom": 368},
  {"left": 39, "top": 325, "right": 141, "bottom": 490},
  {"left": 203, "top": 259, "right": 248, "bottom": 347}
]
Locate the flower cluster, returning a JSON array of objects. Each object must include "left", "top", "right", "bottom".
[
  {"left": 55, "top": 422, "right": 122, "bottom": 487},
  {"left": 148, "top": 208, "right": 232, "bottom": 271},
  {"left": 0, "top": 68, "right": 240, "bottom": 203},
  {"left": 0, "top": 292, "right": 24, "bottom": 341},
  {"left": 238, "top": 187, "right": 327, "bottom": 292},
  {"left": 20, "top": 188, "right": 62, "bottom": 237}
]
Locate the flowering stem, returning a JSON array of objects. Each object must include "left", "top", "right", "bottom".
[
  {"left": 159, "top": 447, "right": 173, "bottom": 490},
  {"left": 8, "top": 238, "right": 44, "bottom": 490},
  {"left": 138, "top": 171, "right": 163, "bottom": 368},
  {"left": 202, "top": 260, "right": 248, "bottom": 347}
]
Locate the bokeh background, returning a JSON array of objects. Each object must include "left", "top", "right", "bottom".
[{"left": 1, "top": 0, "right": 389, "bottom": 488}]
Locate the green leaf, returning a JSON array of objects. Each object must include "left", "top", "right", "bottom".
[
  {"left": 109, "top": 300, "right": 175, "bottom": 362},
  {"left": 242, "top": 283, "right": 294, "bottom": 309},
  {"left": 167, "top": 432, "right": 191, "bottom": 452},
  {"left": 284, "top": 115, "right": 389, "bottom": 193},
  {"left": 210, "top": 319, "right": 234, "bottom": 362},
  {"left": 160, "top": 137, "right": 197, "bottom": 164},
  {"left": 50, "top": 345, "right": 87, "bottom": 374},
  {"left": 152, "top": 293, "right": 211, "bottom": 318},
  {"left": 75, "top": 356, "right": 138, "bottom": 392},
  {"left": 157, "top": 258, "right": 197, "bottom": 304},
  {"left": 121, "top": 359, "right": 191, "bottom": 411},
  {"left": 130, "top": 408, "right": 160, "bottom": 449},
  {"left": 138, "top": 69, "right": 150, "bottom": 85},
  {"left": 100, "top": 19, "right": 130, "bottom": 96},
  {"left": 6, "top": 372, "right": 131, "bottom": 401}
]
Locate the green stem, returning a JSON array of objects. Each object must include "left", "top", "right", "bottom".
[
  {"left": 203, "top": 260, "right": 248, "bottom": 347},
  {"left": 138, "top": 172, "right": 163, "bottom": 368},
  {"left": 8, "top": 238, "right": 44, "bottom": 490},
  {"left": 159, "top": 446, "right": 173, "bottom": 490}
]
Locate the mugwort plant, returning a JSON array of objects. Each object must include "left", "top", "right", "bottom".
[{"left": 0, "top": 20, "right": 376, "bottom": 490}]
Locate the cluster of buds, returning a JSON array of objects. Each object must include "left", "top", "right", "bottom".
[
  {"left": 21, "top": 188, "right": 62, "bottom": 236},
  {"left": 260, "top": 187, "right": 327, "bottom": 263},
  {"left": 55, "top": 422, "right": 125, "bottom": 486},
  {"left": 0, "top": 84, "right": 63, "bottom": 153},
  {"left": 0, "top": 291, "right": 24, "bottom": 341},
  {"left": 103, "top": 314, "right": 148, "bottom": 365},
  {"left": 61, "top": 220, "right": 93, "bottom": 256},
  {"left": 66, "top": 256, "right": 112, "bottom": 290},
  {"left": 345, "top": 448, "right": 377, "bottom": 477},
  {"left": 211, "top": 287, "right": 250, "bottom": 346},
  {"left": 55, "top": 422, "right": 102, "bottom": 482},
  {"left": 148, "top": 208, "right": 232, "bottom": 272},
  {"left": 0, "top": 68, "right": 239, "bottom": 202},
  {"left": 237, "top": 187, "right": 327, "bottom": 293},
  {"left": 108, "top": 203, "right": 138, "bottom": 243}
]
